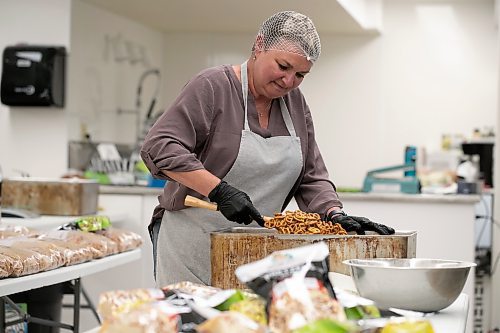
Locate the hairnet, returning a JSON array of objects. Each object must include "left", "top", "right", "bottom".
[{"left": 253, "top": 11, "right": 321, "bottom": 62}]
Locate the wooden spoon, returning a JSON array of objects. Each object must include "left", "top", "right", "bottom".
[{"left": 184, "top": 195, "right": 272, "bottom": 224}]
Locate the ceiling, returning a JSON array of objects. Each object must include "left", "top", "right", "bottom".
[{"left": 80, "top": 0, "right": 378, "bottom": 34}]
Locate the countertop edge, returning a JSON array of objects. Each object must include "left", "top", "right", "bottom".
[
  {"left": 99, "top": 185, "right": 163, "bottom": 195},
  {"left": 338, "top": 192, "right": 481, "bottom": 204},
  {"left": 99, "top": 185, "right": 482, "bottom": 204}
]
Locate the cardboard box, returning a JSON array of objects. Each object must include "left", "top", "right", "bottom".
[{"left": 2, "top": 178, "right": 99, "bottom": 216}]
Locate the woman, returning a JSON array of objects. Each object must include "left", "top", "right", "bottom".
[{"left": 141, "top": 11, "right": 394, "bottom": 287}]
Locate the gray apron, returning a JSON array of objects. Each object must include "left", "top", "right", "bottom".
[{"left": 155, "top": 61, "right": 303, "bottom": 286}]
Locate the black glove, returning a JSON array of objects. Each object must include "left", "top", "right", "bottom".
[
  {"left": 327, "top": 211, "right": 395, "bottom": 235},
  {"left": 208, "top": 181, "right": 265, "bottom": 226}
]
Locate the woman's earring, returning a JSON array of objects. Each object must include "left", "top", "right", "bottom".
[{"left": 253, "top": 56, "right": 256, "bottom": 60}]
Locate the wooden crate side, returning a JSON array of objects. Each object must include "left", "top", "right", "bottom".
[{"left": 211, "top": 232, "right": 416, "bottom": 289}]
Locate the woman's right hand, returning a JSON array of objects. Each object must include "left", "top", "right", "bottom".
[{"left": 208, "top": 181, "right": 265, "bottom": 226}]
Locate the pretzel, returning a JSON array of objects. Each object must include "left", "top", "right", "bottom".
[{"left": 264, "top": 210, "right": 347, "bottom": 235}]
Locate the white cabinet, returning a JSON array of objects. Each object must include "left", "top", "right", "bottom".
[{"left": 98, "top": 192, "right": 159, "bottom": 289}]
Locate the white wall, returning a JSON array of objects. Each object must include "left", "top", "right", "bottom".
[
  {"left": 0, "top": 0, "right": 71, "bottom": 178},
  {"left": 67, "top": 0, "right": 166, "bottom": 146},
  {"left": 1, "top": 0, "right": 495, "bottom": 184},
  {"left": 323, "top": 0, "right": 497, "bottom": 188},
  {"left": 162, "top": 33, "right": 253, "bottom": 103},
  {"left": 0, "top": 0, "right": 166, "bottom": 179},
  {"left": 162, "top": 0, "right": 497, "bottom": 189}
]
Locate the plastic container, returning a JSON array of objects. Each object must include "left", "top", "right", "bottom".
[{"left": 147, "top": 175, "right": 167, "bottom": 188}]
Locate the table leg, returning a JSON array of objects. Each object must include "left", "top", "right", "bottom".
[
  {"left": 73, "top": 278, "right": 81, "bottom": 333},
  {"left": 0, "top": 296, "right": 5, "bottom": 332}
]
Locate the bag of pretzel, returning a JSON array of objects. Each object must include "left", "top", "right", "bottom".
[{"left": 235, "top": 242, "right": 345, "bottom": 333}]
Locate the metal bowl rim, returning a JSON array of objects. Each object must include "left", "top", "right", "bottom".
[{"left": 342, "top": 258, "right": 477, "bottom": 270}]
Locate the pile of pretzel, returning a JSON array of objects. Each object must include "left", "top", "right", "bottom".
[{"left": 264, "top": 210, "right": 347, "bottom": 235}]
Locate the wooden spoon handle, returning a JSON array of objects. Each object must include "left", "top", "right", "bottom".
[
  {"left": 184, "top": 195, "right": 218, "bottom": 211},
  {"left": 184, "top": 195, "right": 272, "bottom": 222}
]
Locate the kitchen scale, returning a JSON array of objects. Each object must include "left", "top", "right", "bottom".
[{"left": 362, "top": 163, "right": 420, "bottom": 194}]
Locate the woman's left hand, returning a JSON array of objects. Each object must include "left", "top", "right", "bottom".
[{"left": 327, "top": 212, "right": 395, "bottom": 235}]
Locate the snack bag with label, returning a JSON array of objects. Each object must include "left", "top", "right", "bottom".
[{"left": 235, "top": 242, "right": 345, "bottom": 333}]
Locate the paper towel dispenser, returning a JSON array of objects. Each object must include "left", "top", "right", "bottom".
[{"left": 0, "top": 45, "right": 66, "bottom": 107}]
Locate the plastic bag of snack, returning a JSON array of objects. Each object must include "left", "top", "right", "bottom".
[
  {"left": 335, "top": 289, "right": 381, "bottom": 320},
  {"left": 60, "top": 215, "right": 111, "bottom": 232},
  {"left": 0, "top": 225, "right": 39, "bottom": 239},
  {"left": 173, "top": 286, "right": 267, "bottom": 326},
  {"left": 235, "top": 242, "right": 345, "bottom": 333},
  {"left": 381, "top": 318, "right": 435, "bottom": 333},
  {"left": 236, "top": 242, "right": 336, "bottom": 300},
  {"left": 196, "top": 311, "right": 266, "bottom": 333},
  {"left": 1, "top": 237, "right": 66, "bottom": 271},
  {"left": 100, "top": 300, "right": 186, "bottom": 333},
  {"left": 228, "top": 294, "right": 267, "bottom": 325},
  {"left": 267, "top": 275, "right": 346, "bottom": 333},
  {"left": 0, "top": 253, "right": 17, "bottom": 278},
  {"left": 97, "top": 227, "right": 143, "bottom": 253},
  {"left": 293, "top": 318, "right": 358, "bottom": 333},
  {"left": 98, "top": 288, "right": 166, "bottom": 322},
  {"left": 162, "top": 281, "right": 224, "bottom": 327},
  {"left": 40, "top": 230, "right": 118, "bottom": 258},
  {"left": 0, "top": 245, "right": 42, "bottom": 277},
  {"left": 162, "top": 281, "right": 220, "bottom": 299},
  {"left": 36, "top": 235, "right": 94, "bottom": 266}
]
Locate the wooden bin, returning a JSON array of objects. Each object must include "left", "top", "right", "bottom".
[
  {"left": 2, "top": 178, "right": 99, "bottom": 216},
  {"left": 211, "top": 228, "right": 417, "bottom": 289}
]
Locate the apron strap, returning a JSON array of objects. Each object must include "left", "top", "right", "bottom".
[
  {"left": 279, "top": 97, "right": 297, "bottom": 137},
  {"left": 241, "top": 61, "right": 297, "bottom": 137},
  {"left": 241, "top": 61, "right": 250, "bottom": 130}
]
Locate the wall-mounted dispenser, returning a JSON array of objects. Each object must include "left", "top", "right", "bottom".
[{"left": 0, "top": 45, "right": 66, "bottom": 107}]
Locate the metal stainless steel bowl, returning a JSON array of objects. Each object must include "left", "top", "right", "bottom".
[{"left": 343, "top": 258, "right": 476, "bottom": 312}]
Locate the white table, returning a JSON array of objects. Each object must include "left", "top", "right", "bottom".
[
  {"left": 0, "top": 249, "right": 140, "bottom": 297},
  {"left": 330, "top": 272, "right": 469, "bottom": 333},
  {"left": 0, "top": 249, "right": 141, "bottom": 332},
  {"left": 430, "top": 294, "right": 469, "bottom": 333}
]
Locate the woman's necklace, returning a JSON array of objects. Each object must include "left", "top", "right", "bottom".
[{"left": 257, "top": 99, "right": 273, "bottom": 118}]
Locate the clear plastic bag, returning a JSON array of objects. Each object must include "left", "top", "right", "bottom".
[
  {"left": 40, "top": 230, "right": 118, "bottom": 259},
  {"left": 0, "top": 225, "right": 39, "bottom": 239},
  {"left": 235, "top": 242, "right": 345, "bottom": 333},
  {"left": 0, "top": 253, "right": 16, "bottom": 278},
  {"left": 0, "top": 244, "right": 41, "bottom": 277},
  {"left": 1, "top": 237, "right": 66, "bottom": 272},
  {"left": 98, "top": 288, "right": 166, "bottom": 322},
  {"left": 162, "top": 281, "right": 221, "bottom": 300},
  {"left": 36, "top": 235, "right": 94, "bottom": 266},
  {"left": 99, "top": 300, "right": 183, "bottom": 333},
  {"left": 268, "top": 276, "right": 345, "bottom": 333},
  {"left": 97, "top": 227, "right": 143, "bottom": 253},
  {"left": 196, "top": 311, "right": 266, "bottom": 333}
]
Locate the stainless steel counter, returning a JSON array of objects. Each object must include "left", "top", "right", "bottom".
[
  {"left": 338, "top": 192, "right": 480, "bottom": 204},
  {"left": 99, "top": 185, "right": 163, "bottom": 195},
  {"left": 99, "top": 185, "right": 481, "bottom": 204}
]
